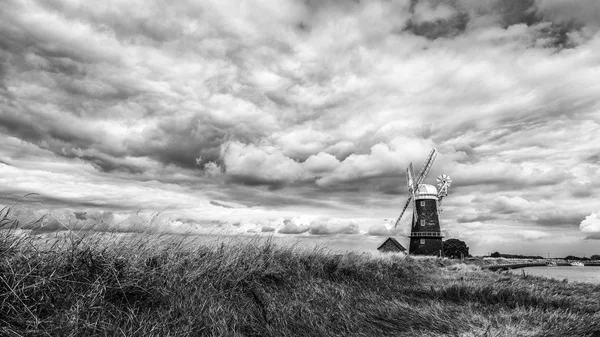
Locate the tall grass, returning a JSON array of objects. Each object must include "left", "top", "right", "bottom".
[{"left": 1, "top": 209, "right": 599, "bottom": 336}]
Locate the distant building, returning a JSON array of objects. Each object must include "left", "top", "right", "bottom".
[
  {"left": 391, "top": 148, "right": 451, "bottom": 256},
  {"left": 377, "top": 237, "right": 406, "bottom": 253},
  {"left": 409, "top": 184, "right": 443, "bottom": 255}
]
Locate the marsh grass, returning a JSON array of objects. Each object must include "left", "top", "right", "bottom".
[{"left": 1, "top": 208, "right": 599, "bottom": 336}]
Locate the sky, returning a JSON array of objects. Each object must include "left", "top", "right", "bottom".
[{"left": 1, "top": 0, "right": 600, "bottom": 257}]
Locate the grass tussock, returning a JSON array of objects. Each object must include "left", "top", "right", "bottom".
[{"left": 1, "top": 209, "right": 600, "bottom": 336}]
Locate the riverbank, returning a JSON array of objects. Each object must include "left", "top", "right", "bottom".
[{"left": 1, "top": 229, "right": 600, "bottom": 336}]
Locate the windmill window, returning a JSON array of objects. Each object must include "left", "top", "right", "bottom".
[
  {"left": 420, "top": 239, "right": 425, "bottom": 245},
  {"left": 420, "top": 201, "right": 425, "bottom": 207},
  {"left": 420, "top": 220, "right": 426, "bottom": 226}
]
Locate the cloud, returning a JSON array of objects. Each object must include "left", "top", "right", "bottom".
[
  {"left": 405, "top": 1, "right": 468, "bottom": 40},
  {"left": 536, "top": 0, "right": 600, "bottom": 27},
  {"left": 209, "top": 201, "right": 235, "bottom": 209},
  {"left": 277, "top": 218, "right": 311, "bottom": 234},
  {"left": 221, "top": 142, "right": 306, "bottom": 186},
  {"left": 367, "top": 220, "right": 404, "bottom": 237},
  {"left": 456, "top": 213, "right": 496, "bottom": 223},
  {"left": 489, "top": 196, "right": 530, "bottom": 214},
  {"left": 261, "top": 226, "right": 276, "bottom": 233},
  {"left": 303, "top": 152, "right": 340, "bottom": 175},
  {"left": 519, "top": 230, "right": 550, "bottom": 241},
  {"left": 308, "top": 218, "right": 360, "bottom": 235},
  {"left": 580, "top": 213, "right": 600, "bottom": 234},
  {"left": 1, "top": 0, "right": 600, "bottom": 256},
  {"left": 584, "top": 233, "right": 600, "bottom": 241},
  {"left": 535, "top": 212, "right": 585, "bottom": 227},
  {"left": 315, "top": 142, "right": 410, "bottom": 187},
  {"left": 217, "top": 137, "right": 435, "bottom": 188},
  {"left": 368, "top": 223, "right": 393, "bottom": 237},
  {"left": 13, "top": 208, "right": 184, "bottom": 234}
]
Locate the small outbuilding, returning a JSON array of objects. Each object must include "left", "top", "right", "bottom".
[{"left": 377, "top": 237, "right": 406, "bottom": 253}]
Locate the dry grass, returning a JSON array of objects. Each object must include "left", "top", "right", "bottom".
[{"left": 1, "top": 208, "right": 600, "bottom": 336}]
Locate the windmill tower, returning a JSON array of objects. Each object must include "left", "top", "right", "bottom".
[{"left": 394, "top": 148, "right": 452, "bottom": 255}]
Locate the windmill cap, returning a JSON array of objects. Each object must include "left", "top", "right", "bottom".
[{"left": 415, "top": 184, "right": 438, "bottom": 200}]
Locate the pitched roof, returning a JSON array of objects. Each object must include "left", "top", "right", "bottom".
[{"left": 377, "top": 237, "right": 406, "bottom": 251}]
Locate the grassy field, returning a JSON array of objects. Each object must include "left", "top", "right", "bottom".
[{"left": 1, "top": 211, "right": 600, "bottom": 336}]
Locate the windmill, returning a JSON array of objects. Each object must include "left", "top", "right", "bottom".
[{"left": 393, "top": 148, "right": 452, "bottom": 255}]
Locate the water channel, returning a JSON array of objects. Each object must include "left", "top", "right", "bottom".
[{"left": 509, "top": 266, "right": 600, "bottom": 284}]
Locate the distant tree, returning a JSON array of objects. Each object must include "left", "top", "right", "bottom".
[
  {"left": 591, "top": 255, "right": 600, "bottom": 261},
  {"left": 443, "top": 239, "right": 469, "bottom": 259},
  {"left": 489, "top": 252, "right": 544, "bottom": 259}
]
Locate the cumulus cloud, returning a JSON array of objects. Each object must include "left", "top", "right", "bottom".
[
  {"left": 277, "top": 218, "right": 311, "bottom": 234},
  {"left": 580, "top": 213, "right": 600, "bottom": 233},
  {"left": 368, "top": 223, "right": 393, "bottom": 237},
  {"left": 367, "top": 220, "right": 404, "bottom": 237},
  {"left": 309, "top": 218, "right": 360, "bottom": 235},
  {"left": 261, "top": 226, "right": 276, "bottom": 233},
  {"left": 264, "top": 217, "right": 364, "bottom": 235},
  {"left": 12, "top": 208, "right": 189, "bottom": 234},
  {"left": 221, "top": 142, "right": 306, "bottom": 185}
]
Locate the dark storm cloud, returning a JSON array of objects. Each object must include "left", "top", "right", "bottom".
[
  {"left": 133, "top": 123, "right": 225, "bottom": 170},
  {"left": 0, "top": 110, "right": 80, "bottom": 146},
  {"left": 404, "top": 6, "right": 469, "bottom": 40},
  {"left": 536, "top": 0, "right": 600, "bottom": 27},
  {"left": 76, "top": 153, "right": 145, "bottom": 174},
  {"left": 493, "top": 0, "right": 538, "bottom": 27},
  {"left": 226, "top": 175, "right": 286, "bottom": 190},
  {"left": 0, "top": 110, "right": 138, "bottom": 173},
  {"left": 0, "top": 0, "right": 269, "bottom": 174},
  {"left": 400, "top": 0, "right": 583, "bottom": 46}
]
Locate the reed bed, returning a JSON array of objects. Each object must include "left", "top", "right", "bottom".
[{"left": 1, "top": 207, "right": 599, "bottom": 336}]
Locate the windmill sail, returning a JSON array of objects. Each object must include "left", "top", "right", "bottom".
[
  {"left": 436, "top": 174, "right": 452, "bottom": 197},
  {"left": 393, "top": 196, "right": 411, "bottom": 228},
  {"left": 395, "top": 163, "right": 417, "bottom": 228},
  {"left": 394, "top": 149, "right": 437, "bottom": 228},
  {"left": 416, "top": 148, "right": 436, "bottom": 185},
  {"left": 407, "top": 163, "right": 416, "bottom": 192}
]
